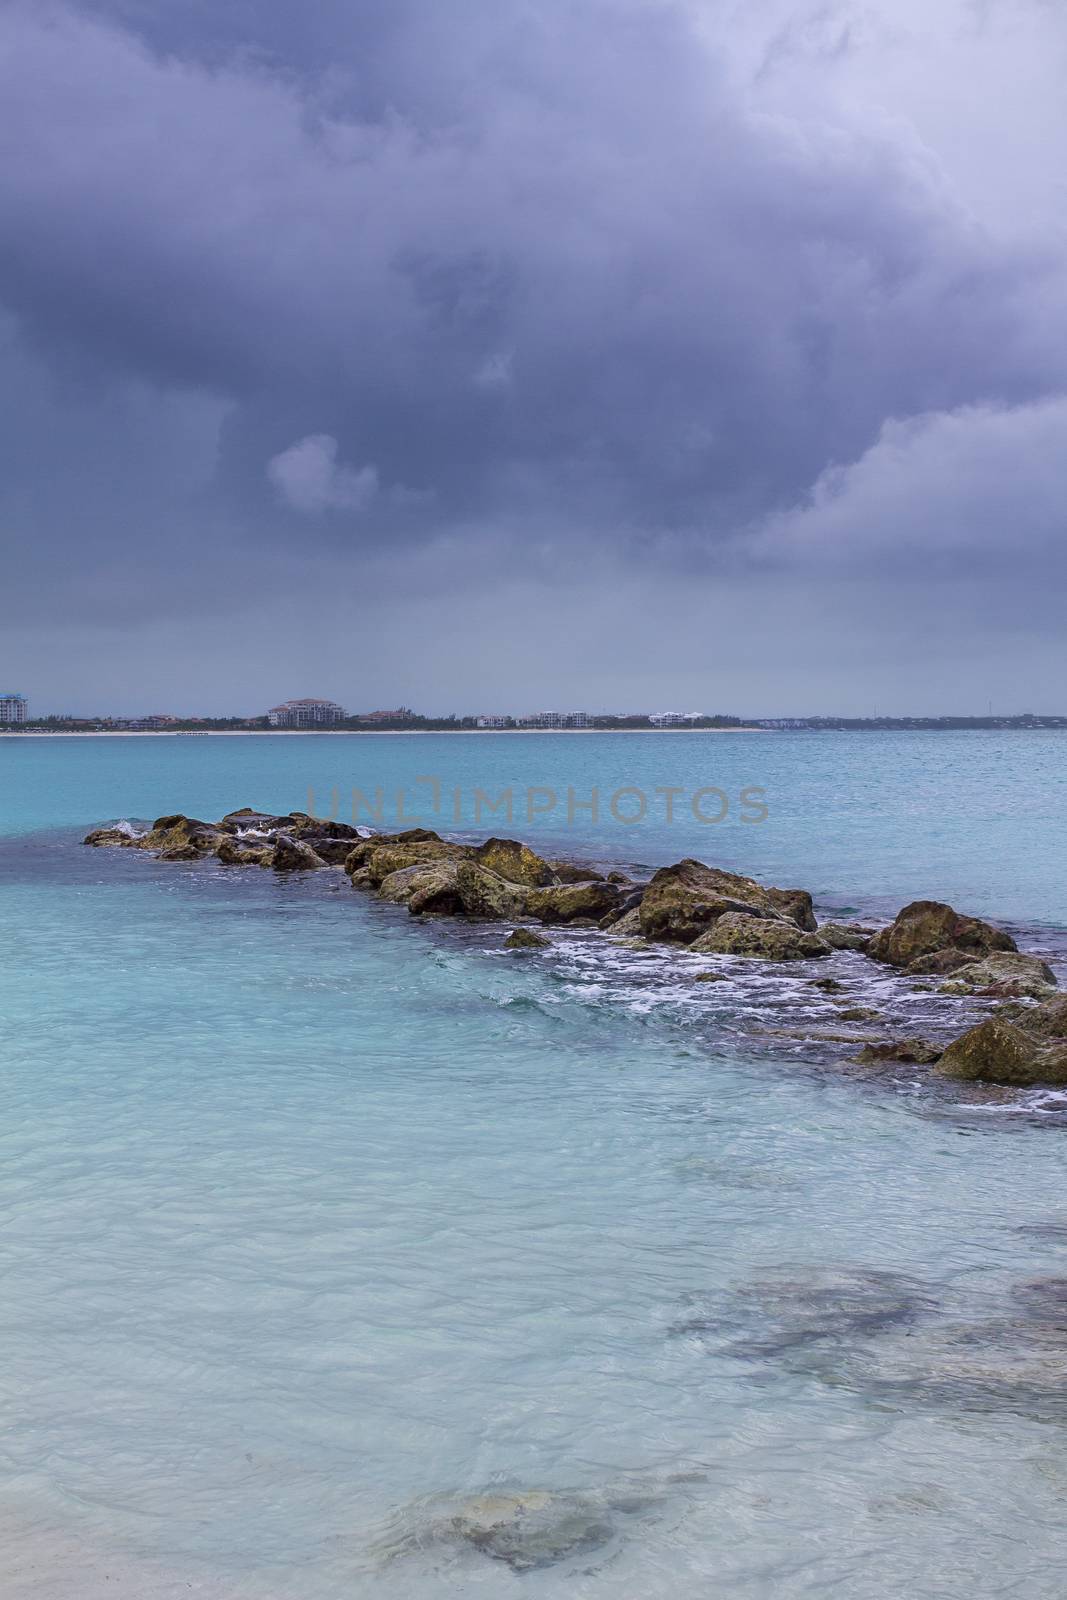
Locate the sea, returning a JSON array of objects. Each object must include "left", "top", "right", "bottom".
[{"left": 1, "top": 730, "right": 1066, "bottom": 1598}]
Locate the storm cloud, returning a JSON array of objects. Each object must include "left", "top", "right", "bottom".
[{"left": 1, "top": 0, "right": 1064, "bottom": 712}]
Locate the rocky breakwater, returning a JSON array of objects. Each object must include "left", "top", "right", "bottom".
[{"left": 84, "top": 811, "right": 1062, "bottom": 1086}]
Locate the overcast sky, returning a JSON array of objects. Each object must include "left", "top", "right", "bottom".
[{"left": 1, "top": 0, "right": 1064, "bottom": 716}]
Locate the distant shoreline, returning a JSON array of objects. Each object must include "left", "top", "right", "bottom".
[{"left": 0, "top": 726, "right": 772, "bottom": 737}]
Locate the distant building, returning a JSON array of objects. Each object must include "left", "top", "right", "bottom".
[
  {"left": 267, "top": 698, "right": 345, "bottom": 728},
  {"left": 648, "top": 711, "right": 703, "bottom": 727},
  {"left": 358, "top": 707, "right": 416, "bottom": 724},
  {"left": 0, "top": 693, "right": 28, "bottom": 725},
  {"left": 475, "top": 714, "right": 511, "bottom": 728},
  {"left": 515, "top": 711, "right": 590, "bottom": 729}
]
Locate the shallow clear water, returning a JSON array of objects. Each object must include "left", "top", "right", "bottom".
[{"left": 1, "top": 732, "right": 1066, "bottom": 1597}]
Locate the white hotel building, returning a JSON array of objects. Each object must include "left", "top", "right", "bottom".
[
  {"left": 0, "top": 693, "right": 28, "bottom": 724},
  {"left": 266, "top": 698, "right": 345, "bottom": 728}
]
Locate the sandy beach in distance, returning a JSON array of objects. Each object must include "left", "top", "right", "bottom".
[{"left": 1, "top": 727, "right": 772, "bottom": 737}]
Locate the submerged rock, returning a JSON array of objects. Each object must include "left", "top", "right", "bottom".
[
  {"left": 441, "top": 1490, "right": 614, "bottom": 1570},
  {"left": 393, "top": 1479, "right": 679, "bottom": 1572},
  {"left": 807, "top": 1316, "right": 1067, "bottom": 1421},
  {"left": 690, "top": 912, "right": 830, "bottom": 961},
  {"left": 505, "top": 927, "right": 551, "bottom": 950},
  {"left": 868, "top": 900, "right": 1016, "bottom": 968},
  {"left": 677, "top": 1265, "right": 934, "bottom": 1355}
]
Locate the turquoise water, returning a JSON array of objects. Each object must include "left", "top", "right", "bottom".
[{"left": 1, "top": 732, "right": 1066, "bottom": 1597}]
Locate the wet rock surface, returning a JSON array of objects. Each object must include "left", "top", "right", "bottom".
[
  {"left": 868, "top": 899, "right": 1016, "bottom": 969},
  {"left": 690, "top": 911, "right": 830, "bottom": 961},
  {"left": 936, "top": 1014, "right": 1067, "bottom": 1087},
  {"left": 504, "top": 926, "right": 551, "bottom": 950},
  {"left": 854, "top": 1038, "right": 942, "bottom": 1066}
]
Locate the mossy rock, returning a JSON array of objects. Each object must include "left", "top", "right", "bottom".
[
  {"left": 504, "top": 927, "right": 551, "bottom": 950},
  {"left": 868, "top": 900, "right": 1016, "bottom": 968},
  {"left": 691, "top": 912, "right": 830, "bottom": 961},
  {"left": 474, "top": 838, "right": 554, "bottom": 886}
]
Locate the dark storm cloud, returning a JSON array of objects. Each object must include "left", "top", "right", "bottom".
[{"left": 0, "top": 0, "right": 1065, "bottom": 710}]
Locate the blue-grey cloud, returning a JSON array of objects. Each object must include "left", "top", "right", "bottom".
[{"left": 0, "top": 0, "right": 1064, "bottom": 710}]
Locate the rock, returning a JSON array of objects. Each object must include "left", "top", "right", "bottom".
[
  {"left": 363, "top": 840, "right": 472, "bottom": 886},
  {"left": 284, "top": 814, "right": 361, "bottom": 841},
  {"left": 676, "top": 1265, "right": 933, "bottom": 1354},
  {"left": 808, "top": 1315, "right": 1067, "bottom": 1420},
  {"left": 139, "top": 814, "right": 226, "bottom": 854},
  {"left": 378, "top": 860, "right": 464, "bottom": 915},
  {"left": 343, "top": 831, "right": 443, "bottom": 873},
  {"left": 1026, "top": 995, "right": 1067, "bottom": 1040},
  {"left": 270, "top": 835, "right": 326, "bottom": 871},
  {"left": 853, "top": 1039, "right": 942, "bottom": 1065},
  {"left": 598, "top": 889, "right": 645, "bottom": 929},
  {"left": 836, "top": 1006, "right": 880, "bottom": 1022},
  {"left": 602, "top": 905, "right": 643, "bottom": 937},
  {"left": 432, "top": 1490, "right": 616, "bottom": 1571},
  {"left": 454, "top": 861, "right": 530, "bottom": 920},
  {"left": 810, "top": 976, "right": 847, "bottom": 992},
  {"left": 348, "top": 866, "right": 374, "bottom": 889},
  {"left": 690, "top": 912, "right": 830, "bottom": 961},
  {"left": 217, "top": 808, "right": 289, "bottom": 833},
  {"left": 765, "top": 887, "right": 818, "bottom": 932},
  {"left": 638, "top": 859, "right": 805, "bottom": 944},
  {"left": 907, "top": 947, "right": 993, "bottom": 977},
  {"left": 216, "top": 837, "right": 273, "bottom": 866},
  {"left": 694, "top": 970, "right": 728, "bottom": 982},
  {"left": 297, "top": 834, "right": 357, "bottom": 865},
  {"left": 936, "top": 1016, "right": 1067, "bottom": 1087},
  {"left": 473, "top": 837, "right": 555, "bottom": 886},
  {"left": 525, "top": 880, "right": 624, "bottom": 925},
  {"left": 83, "top": 826, "right": 140, "bottom": 847},
  {"left": 868, "top": 900, "right": 1016, "bottom": 968},
  {"left": 504, "top": 927, "right": 551, "bottom": 950},
  {"left": 546, "top": 859, "right": 606, "bottom": 884},
  {"left": 941, "top": 951, "right": 1058, "bottom": 1000},
  {"left": 819, "top": 922, "right": 875, "bottom": 952}
]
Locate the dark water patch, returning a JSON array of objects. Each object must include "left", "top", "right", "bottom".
[
  {"left": 803, "top": 1316, "right": 1067, "bottom": 1423},
  {"left": 673, "top": 1265, "right": 936, "bottom": 1355}
]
